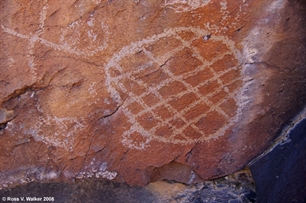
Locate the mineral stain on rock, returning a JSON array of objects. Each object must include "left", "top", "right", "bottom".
[{"left": 0, "top": 0, "right": 306, "bottom": 194}]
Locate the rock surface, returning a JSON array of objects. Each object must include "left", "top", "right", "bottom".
[
  {"left": 250, "top": 107, "right": 306, "bottom": 203},
  {"left": 0, "top": 168, "right": 256, "bottom": 203},
  {"left": 0, "top": 0, "right": 306, "bottom": 187}
]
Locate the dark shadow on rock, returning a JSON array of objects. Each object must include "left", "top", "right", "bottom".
[
  {"left": 250, "top": 118, "right": 306, "bottom": 203},
  {"left": 0, "top": 180, "right": 155, "bottom": 203}
]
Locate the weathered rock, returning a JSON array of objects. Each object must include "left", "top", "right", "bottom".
[{"left": 0, "top": 0, "right": 305, "bottom": 187}]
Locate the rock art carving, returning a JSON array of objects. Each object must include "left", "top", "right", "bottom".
[
  {"left": 1, "top": 16, "right": 109, "bottom": 57},
  {"left": 1, "top": 3, "right": 109, "bottom": 80},
  {"left": 105, "top": 27, "right": 243, "bottom": 150},
  {"left": 60, "top": 13, "right": 109, "bottom": 55},
  {"left": 4, "top": 102, "right": 86, "bottom": 152},
  {"left": 1, "top": 3, "right": 109, "bottom": 151},
  {"left": 29, "top": 115, "right": 85, "bottom": 152},
  {"left": 164, "top": 0, "right": 211, "bottom": 13},
  {"left": 1, "top": 0, "right": 306, "bottom": 189},
  {"left": 76, "top": 160, "right": 117, "bottom": 180}
]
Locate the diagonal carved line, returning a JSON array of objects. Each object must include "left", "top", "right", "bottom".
[
  {"left": 177, "top": 36, "right": 240, "bottom": 112},
  {"left": 112, "top": 35, "right": 242, "bottom": 141},
  {"left": 109, "top": 44, "right": 186, "bottom": 81},
  {"left": 148, "top": 36, "right": 241, "bottom": 136},
  {"left": 113, "top": 49, "right": 239, "bottom": 113},
  {"left": 160, "top": 51, "right": 230, "bottom": 120},
  {"left": 104, "top": 27, "right": 243, "bottom": 146},
  {"left": 180, "top": 76, "right": 242, "bottom": 115},
  {"left": 118, "top": 76, "right": 190, "bottom": 141},
  {"left": 127, "top": 76, "right": 190, "bottom": 140},
  {"left": 131, "top": 70, "right": 240, "bottom": 121},
  {"left": 1, "top": 26, "right": 105, "bottom": 57},
  {"left": 121, "top": 107, "right": 153, "bottom": 150},
  {"left": 117, "top": 49, "right": 238, "bottom": 107},
  {"left": 141, "top": 48, "right": 207, "bottom": 137},
  {"left": 109, "top": 35, "right": 241, "bottom": 110},
  {"left": 172, "top": 78, "right": 241, "bottom": 135}
]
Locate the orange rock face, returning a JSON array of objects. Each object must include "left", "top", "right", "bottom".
[{"left": 0, "top": 0, "right": 305, "bottom": 187}]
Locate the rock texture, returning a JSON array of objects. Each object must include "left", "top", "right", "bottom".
[
  {"left": 0, "top": 0, "right": 306, "bottom": 187},
  {"left": 0, "top": 168, "right": 256, "bottom": 203},
  {"left": 250, "top": 107, "right": 306, "bottom": 203}
]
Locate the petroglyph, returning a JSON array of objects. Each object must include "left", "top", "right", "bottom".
[
  {"left": 26, "top": 3, "right": 48, "bottom": 81},
  {"left": 2, "top": 2, "right": 244, "bottom": 152},
  {"left": 105, "top": 27, "right": 244, "bottom": 150},
  {"left": 76, "top": 160, "right": 117, "bottom": 180},
  {"left": 1, "top": 3, "right": 108, "bottom": 151},
  {"left": 7, "top": 105, "right": 86, "bottom": 151},
  {"left": 202, "top": 0, "right": 245, "bottom": 34},
  {"left": 4, "top": 111, "right": 85, "bottom": 152},
  {"left": 59, "top": 13, "right": 109, "bottom": 54},
  {"left": 1, "top": 3, "right": 109, "bottom": 70},
  {"left": 164, "top": 0, "right": 211, "bottom": 13},
  {"left": 27, "top": 114, "right": 85, "bottom": 152}
]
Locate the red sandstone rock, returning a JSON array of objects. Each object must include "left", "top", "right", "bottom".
[{"left": 0, "top": 0, "right": 305, "bottom": 187}]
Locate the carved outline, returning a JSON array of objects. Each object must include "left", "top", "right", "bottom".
[{"left": 105, "top": 27, "right": 243, "bottom": 150}]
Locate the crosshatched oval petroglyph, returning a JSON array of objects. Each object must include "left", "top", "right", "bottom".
[
  {"left": 105, "top": 27, "right": 244, "bottom": 150},
  {"left": 164, "top": 0, "right": 211, "bottom": 13}
]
